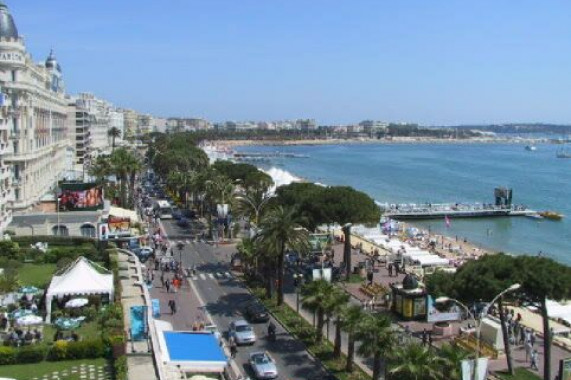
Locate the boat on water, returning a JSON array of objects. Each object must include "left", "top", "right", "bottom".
[
  {"left": 526, "top": 213, "right": 543, "bottom": 220},
  {"left": 556, "top": 148, "right": 571, "bottom": 158},
  {"left": 538, "top": 211, "right": 564, "bottom": 220},
  {"left": 525, "top": 145, "right": 537, "bottom": 151}
]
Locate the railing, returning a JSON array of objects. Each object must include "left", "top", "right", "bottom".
[{"left": 454, "top": 334, "right": 498, "bottom": 359}]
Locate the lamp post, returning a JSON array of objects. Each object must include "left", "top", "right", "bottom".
[
  {"left": 235, "top": 194, "right": 273, "bottom": 227},
  {"left": 436, "top": 283, "right": 521, "bottom": 380}
]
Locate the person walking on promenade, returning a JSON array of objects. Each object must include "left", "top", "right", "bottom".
[
  {"left": 519, "top": 326, "right": 526, "bottom": 346},
  {"left": 171, "top": 299, "right": 177, "bottom": 314},
  {"left": 530, "top": 349, "right": 539, "bottom": 370},
  {"left": 229, "top": 336, "right": 237, "bottom": 358},
  {"left": 165, "top": 279, "right": 171, "bottom": 293},
  {"left": 422, "top": 329, "right": 428, "bottom": 346},
  {"left": 525, "top": 340, "right": 532, "bottom": 363},
  {"left": 530, "top": 331, "right": 536, "bottom": 347},
  {"left": 388, "top": 263, "right": 393, "bottom": 277}
]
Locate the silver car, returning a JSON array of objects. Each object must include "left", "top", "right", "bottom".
[
  {"left": 249, "top": 351, "right": 278, "bottom": 379},
  {"left": 229, "top": 319, "right": 256, "bottom": 345}
]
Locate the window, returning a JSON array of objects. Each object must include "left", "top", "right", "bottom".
[
  {"left": 80, "top": 224, "right": 96, "bottom": 238},
  {"left": 52, "top": 225, "right": 69, "bottom": 236}
]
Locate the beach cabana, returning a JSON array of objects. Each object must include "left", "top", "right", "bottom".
[{"left": 45, "top": 257, "right": 114, "bottom": 323}]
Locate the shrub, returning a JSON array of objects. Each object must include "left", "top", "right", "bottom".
[
  {"left": 47, "top": 340, "right": 68, "bottom": 361},
  {"left": 66, "top": 339, "right": 105, "bottom": 359},
  {"left": 114, "top": 355, "right": 128, "bottom": 380},
  {"left": 0, "top": 346, "right": 17, "bottom": 365},
  {"left": 16, "top": 344, "right": 47, "bottom": 363}
]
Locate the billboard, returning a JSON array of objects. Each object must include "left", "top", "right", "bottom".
[
  {"left": 426, "top": 295, "right": 463, "bottom": 322},
  {"left": 108, "top": 216, "right": 130, "bottom": 236},
  {"left": 58, "top": 182, "right": 104, "bottom": 211}
]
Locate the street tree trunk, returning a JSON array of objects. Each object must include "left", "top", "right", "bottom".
[
  {"left": 316, "top": 309, "right": 325, "bottom": 343},
  {"left": 541, "top": 297, "right": 551, "bottom": 380},
  {"left": 498, "top": 298, "right": 515, "bottom": 375},
  {"left": 334, "top": 318, "right": 342, "bottom": 358},
  {"left": 346, "top": 333, "right": 355, "bottom": 372},
  {"left": 343, "top": 225, "right": 352, "bottom": 281},
  {"left": 276, "top": 242, "right": 285, "bottom": 306}
]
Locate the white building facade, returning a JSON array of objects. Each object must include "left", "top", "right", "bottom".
[{"left": 0, "top": 2, "right": 70, "bottom": 217}]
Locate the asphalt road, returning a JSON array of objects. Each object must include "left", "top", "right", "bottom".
[{"left": 161, "top": 218, "right": 329, "bottom": 380}]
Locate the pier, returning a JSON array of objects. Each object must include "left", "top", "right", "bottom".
[{"left": 381, "top": 187, "right": 536, "bottom": 220}]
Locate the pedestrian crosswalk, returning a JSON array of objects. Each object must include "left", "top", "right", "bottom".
[{"left": 191, "top": 272, "right": 234, "bottom": 281}]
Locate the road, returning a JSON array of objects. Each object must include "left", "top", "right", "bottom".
[{"left": 161, "top": 218, "right": 329, "bottom": 380}]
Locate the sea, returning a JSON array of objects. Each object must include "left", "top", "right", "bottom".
[{"left": 233, "top": 142, "right": 571, "bottom": 266}]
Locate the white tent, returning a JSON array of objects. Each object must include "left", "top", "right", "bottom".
[
  {"left": 409, "top": 254, "right": 450, "bottom": 267},
  {"left": 45, "top": 257, "right": 114, "bottom": 323}
]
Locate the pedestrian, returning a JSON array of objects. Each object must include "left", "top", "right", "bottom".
[
  {"left": 171, "top": 299, "right": 177, "bottom": 314},
  {"left": 422, "top": 329, "right": 428, "bottom": 346},
  {"left": 530, "top": 331, "right": 536, "bottom": 346},
  {"left": 388, "top": 263, "right": 393, "bottom": 277},
  {"left": 530, "top": 349, "right": 539, "bottom": 370},
  {"left": 519, "top": 326, "right": 526, "bottom": 345},
  {"left": 168, "top": 300, "right": 174, "bottom": 314},
  {"left": 525, "top": 340, "right": 532, "bottom": 363},
  {"left": 165, "top": 280, "right": 171, "bottom": 293},
  {"left": 230, "top": 338, "right": 237, "bottom": 358},
  {"left": 428, "top": 331, "right": 433, "bottom": 347}
]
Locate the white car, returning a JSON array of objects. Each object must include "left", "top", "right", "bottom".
[
  {"left": 229, "top": 319, "right": 256, "bottom": 345},
  {"left": 249, "top": 351, "right": 278, "bottom": 379}
]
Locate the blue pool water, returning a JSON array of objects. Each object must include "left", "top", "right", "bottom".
[
  {"left": 164, "top": 332, "right": 227, "bottom": 362},
  {"left": 130, "top": 306, "right": 146, "bottom": 341}
]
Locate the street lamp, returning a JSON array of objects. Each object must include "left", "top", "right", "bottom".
[
  {"left": 235, "top": 194, "right": 274, "bottom": 227},
  {"left": 435, "top": 283, "right": 521, "bottom": 380}
]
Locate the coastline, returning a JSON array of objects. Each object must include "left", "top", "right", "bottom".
[{"left": 215, "top": 136, "right": 550, "bottom": 147}]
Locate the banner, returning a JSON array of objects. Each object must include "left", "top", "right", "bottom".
[
  {"left": 58, "top": 182, "right": 104, "bottom": 211},
  {"left": 108, "top": 216, "right": 130, "bottom": 236},
  {"left": 426, "top": 295, "right": 463, "bottom": 322}
]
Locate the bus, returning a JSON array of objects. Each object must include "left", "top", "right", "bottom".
[{"left": 153, "top": 200, "right": 174, "bottom": 219}]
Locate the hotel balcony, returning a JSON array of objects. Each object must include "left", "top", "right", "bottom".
[{"left": 0, "top": 141, "right": 10, "bottom": 154}]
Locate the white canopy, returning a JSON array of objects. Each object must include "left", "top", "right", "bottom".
[
  {"left": 409, "top": 254, "right": 450, "bottom": 267},
  {"left": 45, "top": 257, "right": 114, "bottom": 322}
]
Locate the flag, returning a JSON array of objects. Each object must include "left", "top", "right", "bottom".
[{"left": 445, "top": 215, "right": 451, "bottom": 228}]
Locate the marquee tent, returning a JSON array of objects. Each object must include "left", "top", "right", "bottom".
[{"left": 45, "top": 257, "right": 114, "bottom": 323}]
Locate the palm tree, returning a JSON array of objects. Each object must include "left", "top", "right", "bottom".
[
  {"left": 236, "top": 237, "right": 259, "bottom": 277},
  {"left": 301, "top": 279, "right": 335, "bottom": 343},
  {"left": 327, "top": 288, "right": 350, "bottom": 358},
  {"left": 107, "top": 127, "right": 121, "bottom": 151},
  {"left": 110, "top": 148, "right": 140, "bottom": 208},
  {"left": 338, "top": 304, "right": 363, "bottom": 372},
  {"left": 255, "top": 206, "right": 310, "bottom": 306},
  {"left": 438, "top": 343, "right": 471, "bottom": 380},
  {"left": 388, "top": 342, "right": 442, "bottom": 380},
  {"left": 88, "top": 156, "right": 111, "bottom": 185},
  {"left": 354, "top": 312, "right": 394, "bottom": 380}
]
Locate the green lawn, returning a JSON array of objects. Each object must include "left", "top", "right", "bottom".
[
  {"left": 17, "top": 263, "right": 57, "bottom": 288},
  {"left": 0, "top": 358, "right": 110, "bottom": 380},
  {"left": 496, "top": 368, "right": 542, "bottom": 380},
  {"left": 43, "top": 321, "right": 101, "bottom": 343}
]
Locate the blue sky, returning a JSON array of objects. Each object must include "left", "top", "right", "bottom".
[{"left": 9, "top": 1, "right": 571, "bottom": 125}]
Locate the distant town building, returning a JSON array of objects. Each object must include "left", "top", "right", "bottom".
[
  {"left": 296, "top": 119, "right": 317, "bottom": 131},
  {"left": 122, "top": 109, "right": 138, "bottom": 139}
]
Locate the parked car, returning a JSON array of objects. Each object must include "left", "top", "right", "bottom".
[
  {"left": 244, "top": 302, "right": 270, "bottom": 323},
  {"left": 229, "top": 319, "right": 256, "bottom": 345},
  {"left": 249, "top": 351, "right": 278, "bottom": 379},
  {"left": 172, "top": 209, "right": 182, "bottom": 220},
  {"left": 139, "top": 247, "right": 154, "bottom": 257},
  {"left": 181, "top": 209, "right": 196, "bottom": 219}
]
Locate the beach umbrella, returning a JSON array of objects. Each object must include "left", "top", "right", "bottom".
[
  {"left": 65, "top": 298, "right": 89, "bottom": 308},
  {"left": 16, "top": 314, "right": 43, "bottom": 326},
  {"left": 10, "top": 308, "right": 35, "bottom": 319},
  {"left": 54, "top": 317, "right": 81, "bottom": 330},
  {"left": 19, "top": 286, "right": 40, "bottom": 295}
]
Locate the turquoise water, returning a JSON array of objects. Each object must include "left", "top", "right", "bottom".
[{"left": 235, "top": 143, "right": 571, "bottom": 265}]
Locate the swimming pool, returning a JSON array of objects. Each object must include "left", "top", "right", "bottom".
[{"left": 130, "top": 306, "right": 147, "bottom": 341}]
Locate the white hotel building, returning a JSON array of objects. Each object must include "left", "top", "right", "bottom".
[{"left": 0, "top": 2, "right": 71, "bottom": 229}]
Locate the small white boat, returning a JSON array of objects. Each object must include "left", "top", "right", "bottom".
[
  {"left": 525, "top": 145, "right": 537, "bottom": 151},
  {"left": 526, "top": 213, "right": 543, "bottom": 220}
]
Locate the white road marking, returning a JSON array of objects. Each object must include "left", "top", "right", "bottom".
[
  {"left": 208, "top": 273, "right": 215, "bottom": 279},
  {"left": 199, "top": 273, "right": 206, "bottom": 280}
]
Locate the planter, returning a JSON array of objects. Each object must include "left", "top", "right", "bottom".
[{"left": 433, "top": 321, "right": 453, "bottom": 336}]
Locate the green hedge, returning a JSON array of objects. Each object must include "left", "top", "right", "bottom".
[
  {"left": 0, "top": 339, "right": 106, "bottom": 366},
  {"left": 0, "top": 346, "right": 17, "bottom": 365},
  {"left": 11, "top": 236, "right": 95, "bottom": 246},
  {"left": 113, "top": 355, "right": 128, "bottom": 380}
]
